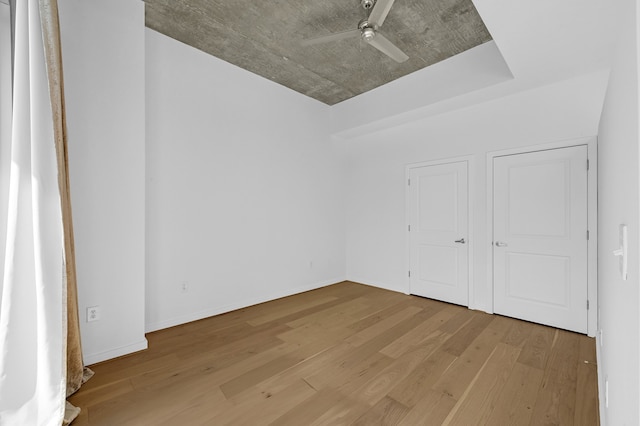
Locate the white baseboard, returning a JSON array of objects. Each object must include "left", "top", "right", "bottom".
[
  {"left": 346, "top": 276, "right": 408, "bottom": 294},
  {"left": 83, "top": 338, "right": 148, "bottom": 366},
  {"left": 596, "top": 331, "right": 606, "bottom": 426},
  {"left": 145, "top": 277, "right": 346, "bottom": 333}
]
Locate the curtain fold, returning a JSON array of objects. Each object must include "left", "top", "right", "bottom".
[
  {"left": 37, "top": 0, "right": 88, "bottom": 402},
  {"left": 0, "top": 0, "right": 88, "bottom": 424}
]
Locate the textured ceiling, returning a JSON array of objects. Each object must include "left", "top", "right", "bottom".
[{"left": 144, "top": 0, "right": 492, "bottom": 105}]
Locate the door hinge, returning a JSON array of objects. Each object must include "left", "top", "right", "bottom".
[
  {"left": 408, "top": 270, "right": 411, "bottom": 278},
  {"left": 408, "top": 178, "right": 411, "bottom": 186},
  {"left": 587, "top": 230, "right": 590, "bottom": 240},
  {"left": 408, "top": 224, "right": 411, "bottom": 232},
  {"left": 587, "top": 300, "right": 590, "bottom": 310},
  {"left": 587, "top": 159, "right": 590, "bottom": 171}
]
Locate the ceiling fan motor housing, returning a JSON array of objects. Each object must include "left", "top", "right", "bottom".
[
  {"left": 361, "top": 26, "right": 376, "bottom": 42},
  {"left": 361, "top": 0, "right": 375, "bottom": 10}
]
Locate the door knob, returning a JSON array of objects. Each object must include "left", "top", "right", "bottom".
[
  {"left": 454, "top": 238, "right": 465, "bottom": 244},
  {"left": 495, "top": 241, "right": 508, "bottom": 247}
]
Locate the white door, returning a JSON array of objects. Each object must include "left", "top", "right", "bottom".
[
  {"left": 493, "top": 146, "right": 588, "bottom": 333},
  {"left": 409, "top": 161, "right": 468, "bottom": 306}
]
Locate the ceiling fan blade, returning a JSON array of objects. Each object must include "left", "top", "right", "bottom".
[
  {"left": 300, "top": 29, "right": 360, "bottom": 46},
  {"left": 368, "top": 0, "right": 396, "bottom": 28},
  {"left": 367, "top": 32, "right": 409, "bottom": 63}
]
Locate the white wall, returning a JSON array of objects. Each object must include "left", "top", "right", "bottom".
[
  {"left": 145, "top": 30, "right": 346, "bottom": 331},
  {"left": 0, "top": 2, "right": 11, "bottom": 309},
  {"left": 59, "top": 0, "right": 147, "bottom": 364},
  {"left": 597, "top": 0, "right": 640, "bottom": 423},
  {"left": 341, "top": 70, "right": 608, "bottom": 313}
]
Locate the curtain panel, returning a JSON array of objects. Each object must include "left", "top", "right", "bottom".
[
  {"left": 38, "top": 0, "right": 85, "bottom": 402},
  {"left": 0, "top": 0, "right": 87, "bottom": 424}
]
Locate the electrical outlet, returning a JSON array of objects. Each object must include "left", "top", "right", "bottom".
[
  {"left": 180, "top": 282, "right": 188, "bottom": 293},
  {"left": 87, "top": 306, "right": 101, "bottom": 322}
]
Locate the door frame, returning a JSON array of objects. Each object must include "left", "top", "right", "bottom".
[
  {"left": 405, "top": 155, "right": 475, "bottom": 306},
  {"left": 486, "top": 136, "right": 598, "bottom": 336}
]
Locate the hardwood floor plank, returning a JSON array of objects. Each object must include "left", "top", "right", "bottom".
[
  {"left": 219, "top": 353, "right": 308, "bottom": 399},
  {"left": 574, "top": 336, "right": 600, "bottom": 425},
  {"left": 285, "top": 296, "right": 372, "bottom": 329},
  {"left": 67, "top": 378, "right": 134, "bottom": 410},
  {"left": 307, "top": 309, "right": 445, "bottom": 389},
  {"left": 132, "top": 339, "right": 295, "bottom": 396},
  {"left": 156, "top": 390, "right": 232, "bottom": 426},
  {"left": 82, "top": 353, "right": 180, "bottom": 390},
  {"left": 129, "top": 332, "right": 286, "bottom": 390},
  {"left": 574, "top": 357, "right": 599, "bottom": 425},
  {"left": 351, "top": 396, "right": 410, "bottom": 426},
  {"left": 70, "top": 282, "right": 599, "bottom": 425},
  {"left": 443, "top": 343, "right": 521, "bottom": 425},
  {"left": 440, "top": 312, "right": 494, "bottom": 356},
  {"left": 277, "top": 322, "right": 352, "bottom": 346},
  {"left": 84, "top": 369, "right": 228, "bottom": 425},
  {"left": 206, "top": 379, "right": 316, "bottom": 425},
  {"left": 249, "top": 342, "right": 356, "bottom": 393},
  {"left": 305, "top": 350, "right": 394, "bottom": 393},
  {"left": 269, "top": 388, "right": 348, "bottom": 426},
  {"left": 346, "top": 298, "right": 424, "bottom": 334},
  {"left": 501, "top": 317, "right": 534, "bottom": 348},
  {"left": 308, "top": 395, "right": 371, "bottom": 426},
  {"left": 247, "top": 295, "right": 339, "bottom": 326},
  {"left": 219, "top": 340, "right": 330, "bottom": 398},
  {"left": 431, "top": 317, "right": 511, "bottom": 400},
  {"left": 216, "top": 283, "right": 362, "bottom": 327},
  {"left": 379, "top": 307, "right": 456, "bottom": 359},
  {"left": 387, "top": 347, "right": 458, "bottom": 408},
  {"left": 484, "top": 361, "right": 544, "bottom": 426},
  {"left": 352, "top": 344, "right": 439, "bottom": 406},
  {"left": 517, "top": 323, "right": 556, "bottom": 370},
  {"left": 180, "top": 323, "right": 290, "bottom": 360},
  {"left": 487, "top": 313, "right": 518, "bottom": 335},
  {"left": 397, "top": 390, "right": 457, "bottom": 426},
  {"left": 437, "top": 306, "right": 475, "bottom": 334},
  {"left": 530, "top": 329, "right": 582, "bottom": 425},
  {"left": 344, "top": 305, "right": 423, "bottom": 347}
]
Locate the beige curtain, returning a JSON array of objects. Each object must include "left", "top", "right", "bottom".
[
  {"left": 38, "top": 0, "right": 93, "bottom": 423},
  {"left": 0, "top": 0, "right": 89, "bottom": 424},
  {"left": 38, "top": 0, "right": 84, "bottom": 389}
]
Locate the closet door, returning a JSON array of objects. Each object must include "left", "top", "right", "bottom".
[
  {"left": 493, "top": 146, "right": 588, "bottom": 333},
  {"left": 409, "top": 161, "right": 469, "bottom": 306}
]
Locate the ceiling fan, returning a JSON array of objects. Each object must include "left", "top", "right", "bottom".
[{"left": 300, "top": 0, "right": 409, "bottom": 63}]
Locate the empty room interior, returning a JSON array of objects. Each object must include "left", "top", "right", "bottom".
[{"left": 1, "top": 0, "right": 639, "bottom": 424}]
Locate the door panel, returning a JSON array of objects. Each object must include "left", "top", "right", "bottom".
[
  {"left": 410, "top": 161, "right": 468, "bottom": 306},
  {"left": 508, "top": 161, "right": 569, "bottom": 237},
  {"left": 418, "top": 244, "right": 459, "bottom": 287},
  {"left": 493, "top": 146, "right": 588, "bottom": 333},
  {"left": 505, "top": 253, "right": 570, "bottom": 306},
  {"left": 418, "top": 172, "right": 458, "bottom": 232}
]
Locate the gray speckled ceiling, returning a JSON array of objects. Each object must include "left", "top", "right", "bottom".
[{"left": 144, "top": 0, "right": 492, "bottom": 105}]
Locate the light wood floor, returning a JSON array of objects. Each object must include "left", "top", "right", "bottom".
[{"left": 69, "top": 281, "right": 599, "bottom": 425}]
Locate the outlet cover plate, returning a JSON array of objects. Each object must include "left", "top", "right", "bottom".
[{"left": 87, "top": 306, "right": 101, "bottom": 322}]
